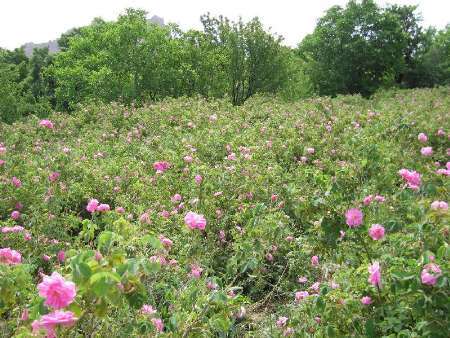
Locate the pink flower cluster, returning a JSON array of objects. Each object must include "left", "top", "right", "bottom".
[
  {"left": 1, "top": 225, "right": 24, "bottom": 233},
  {"left": 141, "top": 304, "right": 157, "bottom": 316},
  {"left": 159, "top": 234, "right": 173, "bottom": 249},
  {"left": 421, "top": 263, "right": 442, "bottom": 286},
  {"left": 417, "top": 133, "right": 428, "bottom": 143},
  {"left": 153, "top": 161, "right": 170, "bottom": 173},
  {"left": 368, "top": 262, "right": 381, "bottom": 288},
  {"left": 32, "top": 310, "right": 77, "bottom": 338},
  {"left": 368, "top": 224, "right": 385, "bottom": 240},
  {"left": 295, "top": 290, "right": 309, "bottom": 303},
  {"left": 151, "top": 318, "right": 164, "bottom": 332},
  {"left": 38, "top": 272, "right": 76, "bottom": 309},
  {"left": 361, "top": 296, "right": 372, "bottom": 305},
  {"left": 39, "top": 119, "right": 54, "bottom": 129},
  {"left": 184, "top": 211, "right": 206, "bottom": 230},
  {"left": 430, "top": 201, "right": 448, "bottom": 211},
  {"left": 345, "top": 208, "right": 363, "bottom": 228},
  {"left": 86, "top": 199, "right": 110, "bottom": 213},
  {"left": 190, "top": 264, "right": 203, "bottom": 278},
  {"left": 195, "top": 174, "right": 203, "bottom": 184},
  {"left": 0, "top": 144, "right": 5, "bottom": 166},
  {"left": 12, "top": 176, "right": 22, "bottom": 187},
  {"left": 420, "top": 147, "right": 433, "bottom": 157},
  {"left": 48, "top": 171, "right": 61, "bottom": 182},
  {"left": 363, "top": 194, "right": 385, "bottom": 205},
  {"left": 276, "top": 316, "right": 288, "bottom": 328},
  {"left": 11, "top": 210, "right": 21, "bottom": 220},
  {"left": 171, "top": 193, "right": 182, "bottom": 203},
  {"left": 399, "top": 169, "right": 421, "bottom": 190},
  {"left": 0, "top": 248, "right": 22, "bottom": 265}
]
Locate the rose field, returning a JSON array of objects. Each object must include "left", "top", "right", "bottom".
[{"left": 0, "top": 87, "right": 449, "bottom": 337}]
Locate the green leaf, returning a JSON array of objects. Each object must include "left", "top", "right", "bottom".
[
  {"left": 97, "top": 231, "right": 117, "bottom": 252},
  {"left": 326, "top": 325, "right": 336, "bottom": 337},
  {"left": 141, "top": 260, "right": 161, "bottom": 274},
  {"left": 89, "top": 271, "right": 121, "bottom": 297},
  {"left": 146, "top": 235, "right": 163, "bottom": 250},
  {"left": 90, "top": 271, "right": 121, "bottom": 284},
  {"left": 79, "top": 262, "right": 92, "bottom": 279},
  {"left": 365, "top": 319, "right": 376, "bottom": 337}
]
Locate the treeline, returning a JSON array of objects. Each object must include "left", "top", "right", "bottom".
[{"left": 1, "top": 0, "right": 449, "bottom": 123}]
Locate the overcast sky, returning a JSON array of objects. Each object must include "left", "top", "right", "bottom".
[{"left": 1, "top": 0, "right": 449, "bottom": 50}]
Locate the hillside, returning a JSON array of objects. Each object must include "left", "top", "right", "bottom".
[{"left": 0, "top": 87, "right": 449, "bottom": 337}]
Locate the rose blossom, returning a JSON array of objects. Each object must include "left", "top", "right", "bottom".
[
  {"left": 32, "top": 311, "right": 77, "bottom": 338},
  {"left": 417, "top": 133, "right": 428, "bottom": 143},
  {"left": 276, "top": 316, "right": 288, "bottom": 328},
  {"left": 0, "top": 248, "right": 22, "bottom": 265},
  {"left": 295, "top": 291, "right": 309, "bottom": 303},
  {"left": 399, "top": 169, "right": 421, "bottom": 190},
  {"left": 421, "top": 263, "right": 442, "bottom": 286},
  {"left": 345, "top": 208, "right": 363, "bottom": 228},
  {"left": 368, "top": 262, "right": 381, "bottom": 288},
  {"left": 420, "top": 147, "right": 433, "bottom": 157},
  {"left": 184, "top": 211, "right": 206, "bottom": 230},
  {"left": 368, "top": 224, "right": 385, "bottom": 240},
  {"left": 37, "top": 272, "right": 76, "bottom": 309},
  {"left": 39, "top": 119, "right": 54, "bottom": 129}
]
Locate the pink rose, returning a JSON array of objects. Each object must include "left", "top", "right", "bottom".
[
  {"left": 368, "top": 224, "right": 385, "bottom": 240},
  {"left": 37, "top": 272, "right": 76, "bottom": 309},
  {"left": 184, "top": 211, "right": 206, "bottom": 230},
  {"left": 345, "top": 208, "right": 363, "bottom": 228}
]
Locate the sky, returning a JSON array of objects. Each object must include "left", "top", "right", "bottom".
[{"left": 0, "top": 0, "right": 449, "bottom": 50}]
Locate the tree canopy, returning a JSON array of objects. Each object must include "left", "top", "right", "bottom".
[{"left": 0, "top": 2, "right": 448, "bottom": 123}]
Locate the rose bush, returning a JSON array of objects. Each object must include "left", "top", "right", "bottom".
[{"left": 1, "top": 87, "right": 448, "bottom": 336}]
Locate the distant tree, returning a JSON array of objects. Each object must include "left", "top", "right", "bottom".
[
  {"left": 279, "top": 49, "right": 314, "bottom": 101},
  {"left": 426, "top": 25, "right": 450, "bottom": 85},
  {"left": 0, "top": 62, "right": 23, "bottom": 123},
  {"left": 0, "top": 47, "right": 52, "bottom": 123},
  {"left": 385, "top": 4, "right": 432, "bottom": 87},
  {"left": 50, "top": 9, "right": 288, "bottom": 109},
  {"left": 403, "top": 25, "right": 450, "bottom": 87},
  {"left": 25, "top": 47, "right": 56, "bottom": 105},
  {"left": 57, "top": 27, "right": 83, "bottom": 51},
  {"left": 50, "top": 9, "right": 186, "bottom": 110},
  {"left": 201, "top": 14, "right": 288, "bottom": 105},
  {"left": 178, "top": 29, "right": 228, "bottom": 98},
  {"left": 298, "top": 0, "right": 413, "bottom": 96},
  {"left": 0, "top": 48, "right": 29, "bottom": 81}
]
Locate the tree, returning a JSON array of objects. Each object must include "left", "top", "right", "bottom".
[
  {"left": 385, "top": 4, "right": 430, "bottom": 87},
  {"left": 402, "top": 25, "right": 450, "bottom": 88},
  {"left": 201, "top": 14, "right": 289, "bottom": 105},
  {"left": 25, "top": 47, "right": 56, "bottom": 105},
  {"left": 0, "top": 48, "right": 52, "bottom": 123},
  {"left": 177, "top": 29, "right": 228, "bottom": 98},
  {"left": 0, "top": 62, "right": 23, "bottom": 123},
  {"left": 57, "top": 27, "right": 83, "bottom": 51},
  {"left": 50, "top": 9, "right": 190, "bottom": 110},
  {"left": 298, "top": 0, "right": 411, "bottom": 97}
]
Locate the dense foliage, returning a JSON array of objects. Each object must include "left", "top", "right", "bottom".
[
  {"left": 298, "top": 0, "right": 449, "bottom": 97},
  {"left": 0, "top": 47, "right": 54, "bottom": 123},
  {"left": 1, "top": 1, "right": 449, "bottom": 123},
  {"left": 47, "top": 10, "right": 289, "bottom": 110},
  {"left": 1, "top": 87, "right": 449, "bottom": 336}
]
